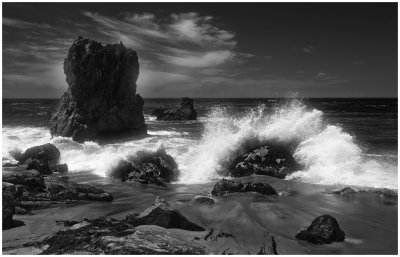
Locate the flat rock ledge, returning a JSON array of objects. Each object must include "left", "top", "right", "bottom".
[
  {"left": 17, "top": 198, "right": 208, "bottom": 254},
  {"left": 2, "top": 173, "right": 113, "bottom": 230},
  {"left": 23, "top": 218, "right": 209, "bottom": 255}
]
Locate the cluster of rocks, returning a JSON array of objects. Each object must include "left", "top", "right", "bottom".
[
  {"left": 49, "top": 36, "right": 147, "bottom": 142},
  {"left": 227, "top": 141, "right": 300, "bottom": 179},
  {"left": 152, "top": 97, "right": 197, "bottom": 121},
  {"left": 11, "top": 143, "right": 68, "bottom": 175},
  {"left": 211, "top": 179, "right": 278, "bottom": 197},
  {"left": 2, "top": 173, "right": 113, "bottom": 230},
  {"left": 23, "top": 197, "right": 208, "bottom": 254},
  {"left": 108, "top": 146, "right": 179, "bottom": 187}
]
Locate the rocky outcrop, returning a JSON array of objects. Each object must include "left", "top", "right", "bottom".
[
  {"left": 125, "top": 197, "right": 204, "bottom": 231},
  {"left": 108, "top": 146, "right": 179, "bottom": 187},
  {"left": 211, "top": 179, "right": 278, "bottom": 197},
  {"left": 295, "top": 215, "right": 345, "bottom": 244},
  {"left": 228, "top": 142, "right": 300, "bottom": 179},
  {"left": 3, "top": 183, "right": 16, "bottom": 230},
  {"left": 50, "top": 36, "right": 146, "bottom": 142},
  {"left": 12, "top": 143, "right": 68, "bottom": 175},
  {"left": 2, "top": 174, "right": 113, "bottom": 214},
  {"left": 155, "top": 97, "right": 197, "bottom": 121},
  {"left": 27, "top": 216, "right": 209, "bottom": 254}
]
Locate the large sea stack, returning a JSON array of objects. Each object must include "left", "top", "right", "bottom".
[{"left": 50, "top": 36, "right": 147, "bottom": 142}]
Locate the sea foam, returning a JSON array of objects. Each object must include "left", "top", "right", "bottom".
[
  {"left": 178, "top": 100, "right": 398, "bottom": 189},
  {"left": 3, "top": 100, "right": 397, "bottom": 189}
]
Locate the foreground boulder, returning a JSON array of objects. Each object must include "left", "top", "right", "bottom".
[
  {"left": 228, "top": 142, "right": 300, "bottom": 179},
  {"left": 12, "top": 143, "right": 68, "bottom": 175},
  {"left": 155, "top": 97, "right": 197, "bottom": 121},
  {"left": 211, "top": 179, "right": 278, "bottom": 197},
  {"left": 25, "top": 216, "right": 208, "bottom": 254},
  {"left": 2, "top": 174, "right": 113, "bottom": 214},
  {"left": 50, "top": 36, "right": 147, "bottom": 142},
  {"left": 295, "top": 215, "right": 345, "bottom": 244},
  {"left": 126, "top": 197, "right": 204, "bottom": 231},
  {"left": 109, "top": 146, "right": 179, "bottom": 187}
]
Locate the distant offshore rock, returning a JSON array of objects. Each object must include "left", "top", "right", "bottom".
[
  {"left": 154, "top": 97, "right": 197, "bottom": 120},
  {"left": 50, "top": 36, "right": 147, "bottom": 142}
]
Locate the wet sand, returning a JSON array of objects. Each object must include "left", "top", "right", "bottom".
[{"left": 2, "top": 169, "right": 398, "bottom": 254}]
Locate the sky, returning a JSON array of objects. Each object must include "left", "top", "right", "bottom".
[{"left": 2, "top": 2, "right": 398, "bottom": 98}]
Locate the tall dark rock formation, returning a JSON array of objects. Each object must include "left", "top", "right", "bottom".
[{"left": 50, "top": 36, "right": 147, "bottom": 142}]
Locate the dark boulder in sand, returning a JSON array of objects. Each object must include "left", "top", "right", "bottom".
[
  {"left": 126, "top": 197, "right": 205, "bottom": 231},
  {"left": 50, "top": 36, "right": 147, "bottom": 142},
  {"left": 295, "top": 215, "right": 345, "bottom": 244},
  {"left": 13, "top": 143, "right": 68, "bottom": 175},
  {"left": 28, "top": 216, "right": 209, "bottom": 254},
  {"left": 228, "top": 142, "right": 300, "bottom": 179},
  {"left": 155, "top": 97, "right": 197, "bottom": 120},
  {"left": 109, "top": 146, "right": 179, "bottom": 187},
  {"left": 211, "top": 179, "right": 278, "bottom": 197}
]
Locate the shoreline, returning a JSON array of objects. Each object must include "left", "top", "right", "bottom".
[{"left": 2, "top": 167, "right": 398, "bottom": 254}]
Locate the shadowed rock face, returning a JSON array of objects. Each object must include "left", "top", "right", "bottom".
[
  {"left": 125, "top": 197, "right": 205, "bottom": 231},
  {"left": 50, "top": 36, "right": 147, "bottom": 142}
]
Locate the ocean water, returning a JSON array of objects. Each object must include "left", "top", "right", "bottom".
[{"left": 2, "top": 98, "right": 398, "bottom": 189}]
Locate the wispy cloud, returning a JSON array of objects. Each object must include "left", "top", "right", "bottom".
[
  {"left": 3, "top": 9, "right": 346, "bottom": 98},
  {"left": 3, "top": 17, "right": 53, "bottom": 29},
  {"left": 169, "top": 12, "right": 236, "bottom": 48},
  {"left": 159, "top": 50, "right": 235, "bottom": 68}
]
